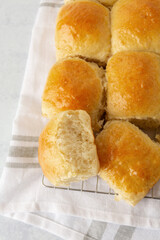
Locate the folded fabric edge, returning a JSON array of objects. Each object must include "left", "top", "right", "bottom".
[
  {"left": 0, "top": 201, "right": 160, "bottom": 229},
  {"left": 2, "top": 212, "right": 94, "bottom": 240}
]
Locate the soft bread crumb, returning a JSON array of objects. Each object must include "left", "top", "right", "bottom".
[{"left": 38, "top": 110, "right": 100, "bottom": 186}]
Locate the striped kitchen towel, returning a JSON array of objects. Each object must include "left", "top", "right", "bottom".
[{"left": 1, "top": 1, "right": 160, "bottom": 239}]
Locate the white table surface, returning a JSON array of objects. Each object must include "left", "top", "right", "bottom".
[{"left": 0, "top": 1, "right": 62, "bottom": 239}]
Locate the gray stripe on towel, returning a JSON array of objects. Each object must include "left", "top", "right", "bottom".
[
  {"left": 9, "top": 146, "right": 38, "bottom": 158},
  {"left": 84, "top": 221, "right": 107, "bottom": 240},
  {"left": 12, "top": 135, "right": 39, "bottom": 142},
  {"left": 114, "top": 226, "right": 135, "bottom": 240},
  {"left": 5, "top": 162, "right": 40, "bottom": 168}
]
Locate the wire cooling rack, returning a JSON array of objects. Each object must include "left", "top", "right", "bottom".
[
  {"left": 42, "top": 175, "right": 160, "bottom": 201},
  {"left": 41, "top": 128, "right": 160, "bottom": 200}
]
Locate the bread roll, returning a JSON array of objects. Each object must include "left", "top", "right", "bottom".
[
  {"left": 55, "top": 0, "right": 111, "bottom": 64},
  {"left": 38, "top": 110, "right": 100, "bottom": 186},
  {"left": 42, "top": 57, "right": 106, "bottom": 132},
  {"left": 65, "top": 0, "right": 117, "bottom": 6},
  {"left": 96, "top": 121, "right": 160, "bottom": 206},
  {"left": 111, "top": 0, "right": 160, "bottom": 54},
  {"left": 106, "top": 52, "right": 160, "bottom": 128}
]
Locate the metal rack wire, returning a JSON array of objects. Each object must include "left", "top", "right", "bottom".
[
  {"left": 41, "top": 127, "right": 160, "bottom": 201},
  {"left": 42, "top": 175, "right": 160, "bottom": 201}
]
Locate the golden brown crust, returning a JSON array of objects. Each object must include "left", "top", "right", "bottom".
[
  {"left": 111, "top": 0, "right": 160, "bottom": 54},
  {"left": 42, "top": 57, "right": 106, "bottom": 132},
  {"left": 96, "top": 121, "right": 160, "bottom": 206},
  {"left": 55, "top": 0, "right": 111, "bottom": 63},
  {"left": 38, "top": 110, "right": 99, "bottom": 186},
  {"left": 106, "top": 52, "right": 160, "bottom": 125},
  {"left": 38, "top": 115, "right": 63, "bottom": 185}
]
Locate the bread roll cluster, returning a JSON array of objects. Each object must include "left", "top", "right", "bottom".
[{"left": 38, "top": 0, "right": 160, "bottom": 206}]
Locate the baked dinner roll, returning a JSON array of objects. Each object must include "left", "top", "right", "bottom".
[
  {"left": 65, "top": 0, "right": 117, "bottom": 6},
  {"left": 38, "top": 110, "right": 100, "bottom": 186},
  {"left": 106, "top": 52, "right": 160, "bottom": 128},
  {"left": 55, "top": 0, "right": 111, "bottom": 64},
  {"left": 96, "top": 121, "right": 160, "bottom": 206},
  {"left": 111, "top": 0, "right": 160, "bottom": 54},
  {"left": 42, "top": 57, "right": 106, "bottom": 132}
]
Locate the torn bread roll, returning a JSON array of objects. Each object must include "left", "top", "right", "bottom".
[{"left": 38, "top": 110, "right": 100, "bottom": 186}]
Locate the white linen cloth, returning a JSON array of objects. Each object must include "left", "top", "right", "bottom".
[{"left": 1, "top": 1, "right": 160, "bottom": 239}]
